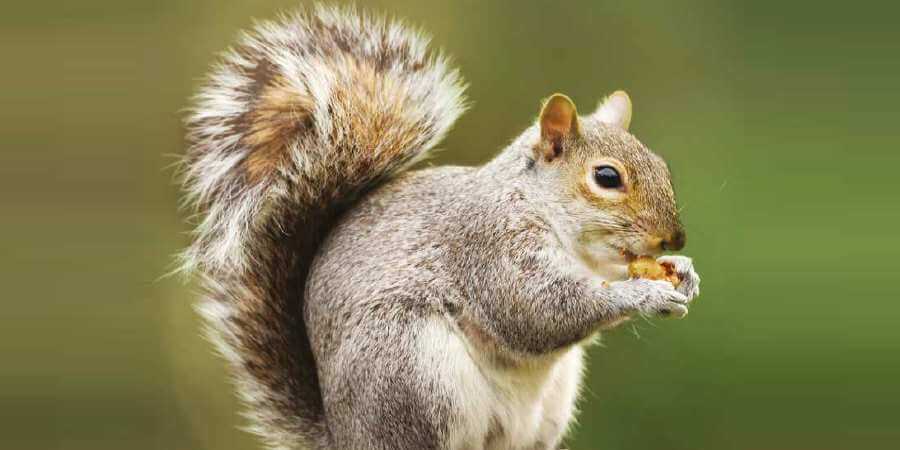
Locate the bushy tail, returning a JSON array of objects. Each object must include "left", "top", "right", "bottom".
[{"left": 179, "top": 5, "right": 466, "bottom": 449}]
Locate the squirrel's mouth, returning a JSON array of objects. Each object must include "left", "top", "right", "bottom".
[{"left": 610, "top": 239, "right": 665, "bottom": 262}]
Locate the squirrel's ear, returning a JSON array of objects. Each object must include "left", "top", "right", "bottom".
[
  {"left": 537, "top": 93, "right": 580, "bottom": 161},
  {"left": 594, "top": 90, "right": 632, "bottom": 130}
]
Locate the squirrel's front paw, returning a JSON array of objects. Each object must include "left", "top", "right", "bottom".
[
  {"left": 657, "top": 255, "right": 701, "bottom": 302},
  {"left": 610, "top": 279, "right": 689, "bottom": 319}
]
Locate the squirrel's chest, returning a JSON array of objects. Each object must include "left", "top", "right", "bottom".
[{"left": 419, "top": 319, "right": 585, "bottom": 449}]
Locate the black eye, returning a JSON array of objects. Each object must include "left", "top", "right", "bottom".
[{"left": 593, "top": 165, "right": 623, "bottom": 189}]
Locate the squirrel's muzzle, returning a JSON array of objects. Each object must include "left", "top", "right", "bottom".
[{"left": 661, "top": 230, "right": 686, "bottom": 251}]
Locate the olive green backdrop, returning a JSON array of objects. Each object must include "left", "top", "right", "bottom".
[{"left": 4, "top": 1, "right": 898, "bottom": 449}]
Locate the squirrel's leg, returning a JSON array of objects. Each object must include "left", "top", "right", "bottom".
[{"left": 317, "top": 308, "right": 455, "bottom": 450}]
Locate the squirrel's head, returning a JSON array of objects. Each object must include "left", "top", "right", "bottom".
[{"left": 526, "top": 91, "right": 684, "bottom": 275}]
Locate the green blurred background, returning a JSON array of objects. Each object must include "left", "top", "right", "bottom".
[{"left": 4, "top": 0, "right": 899, "bottom": 449}]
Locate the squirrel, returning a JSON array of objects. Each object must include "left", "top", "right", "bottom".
[{"left": 180, "top": 5, "right": 701, "bottom": 450}]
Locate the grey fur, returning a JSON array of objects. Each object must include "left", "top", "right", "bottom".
[{"left": 181, "top": 5, "right": 700, "bottom": 450}]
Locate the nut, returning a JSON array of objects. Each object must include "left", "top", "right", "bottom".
[{"left": 627, "top": 256, "right": 680, "bottom": 287}]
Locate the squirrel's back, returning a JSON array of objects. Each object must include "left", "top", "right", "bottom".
[{"left": 180, "top": 5, "right": 465, "bottom": 449}]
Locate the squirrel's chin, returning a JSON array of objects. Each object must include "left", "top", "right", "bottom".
[
  {"left": 576, "top": 244, "right": 631, "bottom": 282},
  {"left": 592, "top": 262, "right": 630, "bottom": 283}
]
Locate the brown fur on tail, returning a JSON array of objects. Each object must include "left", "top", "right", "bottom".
[{"left": 180, "top": 5, "right": 466, "bottom": 449}]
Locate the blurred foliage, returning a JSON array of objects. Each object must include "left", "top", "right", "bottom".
[{"left": 3, "top": 0, "right": 899, "bottom": 449}]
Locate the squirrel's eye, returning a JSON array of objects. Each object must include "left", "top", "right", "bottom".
[{"left": 593, "top": 166, "right": 623, "bottom": 189}]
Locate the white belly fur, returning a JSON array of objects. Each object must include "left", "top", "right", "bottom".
[{"left": 417, "top": 318, "right": 585, "bottom": 449}]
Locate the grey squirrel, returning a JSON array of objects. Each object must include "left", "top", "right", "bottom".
[{"left": 180, "top": 5, "right": 701, "bottom": 450}]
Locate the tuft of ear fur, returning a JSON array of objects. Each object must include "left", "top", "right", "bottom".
[
  {"left": 594, "top": 90, "right": 632, "bottom": 130},
  {"left": 537, "top": 93, "right": 579, "bottom": 161}
]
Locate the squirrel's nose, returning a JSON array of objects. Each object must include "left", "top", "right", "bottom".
[{"left": 661, "top": 230, "right": 686, "bottom": 251}]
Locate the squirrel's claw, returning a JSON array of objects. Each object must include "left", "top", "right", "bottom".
[
  {"left": 657, "top": 255, "right": 701, "bottom": 302},
  {"left": 610, "top": 278, "right": 690, "bottom": 319}
]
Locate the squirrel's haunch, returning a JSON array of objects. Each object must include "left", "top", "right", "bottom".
[{"left": 180, "top": 5, "right": 466, "bottom": 449}]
